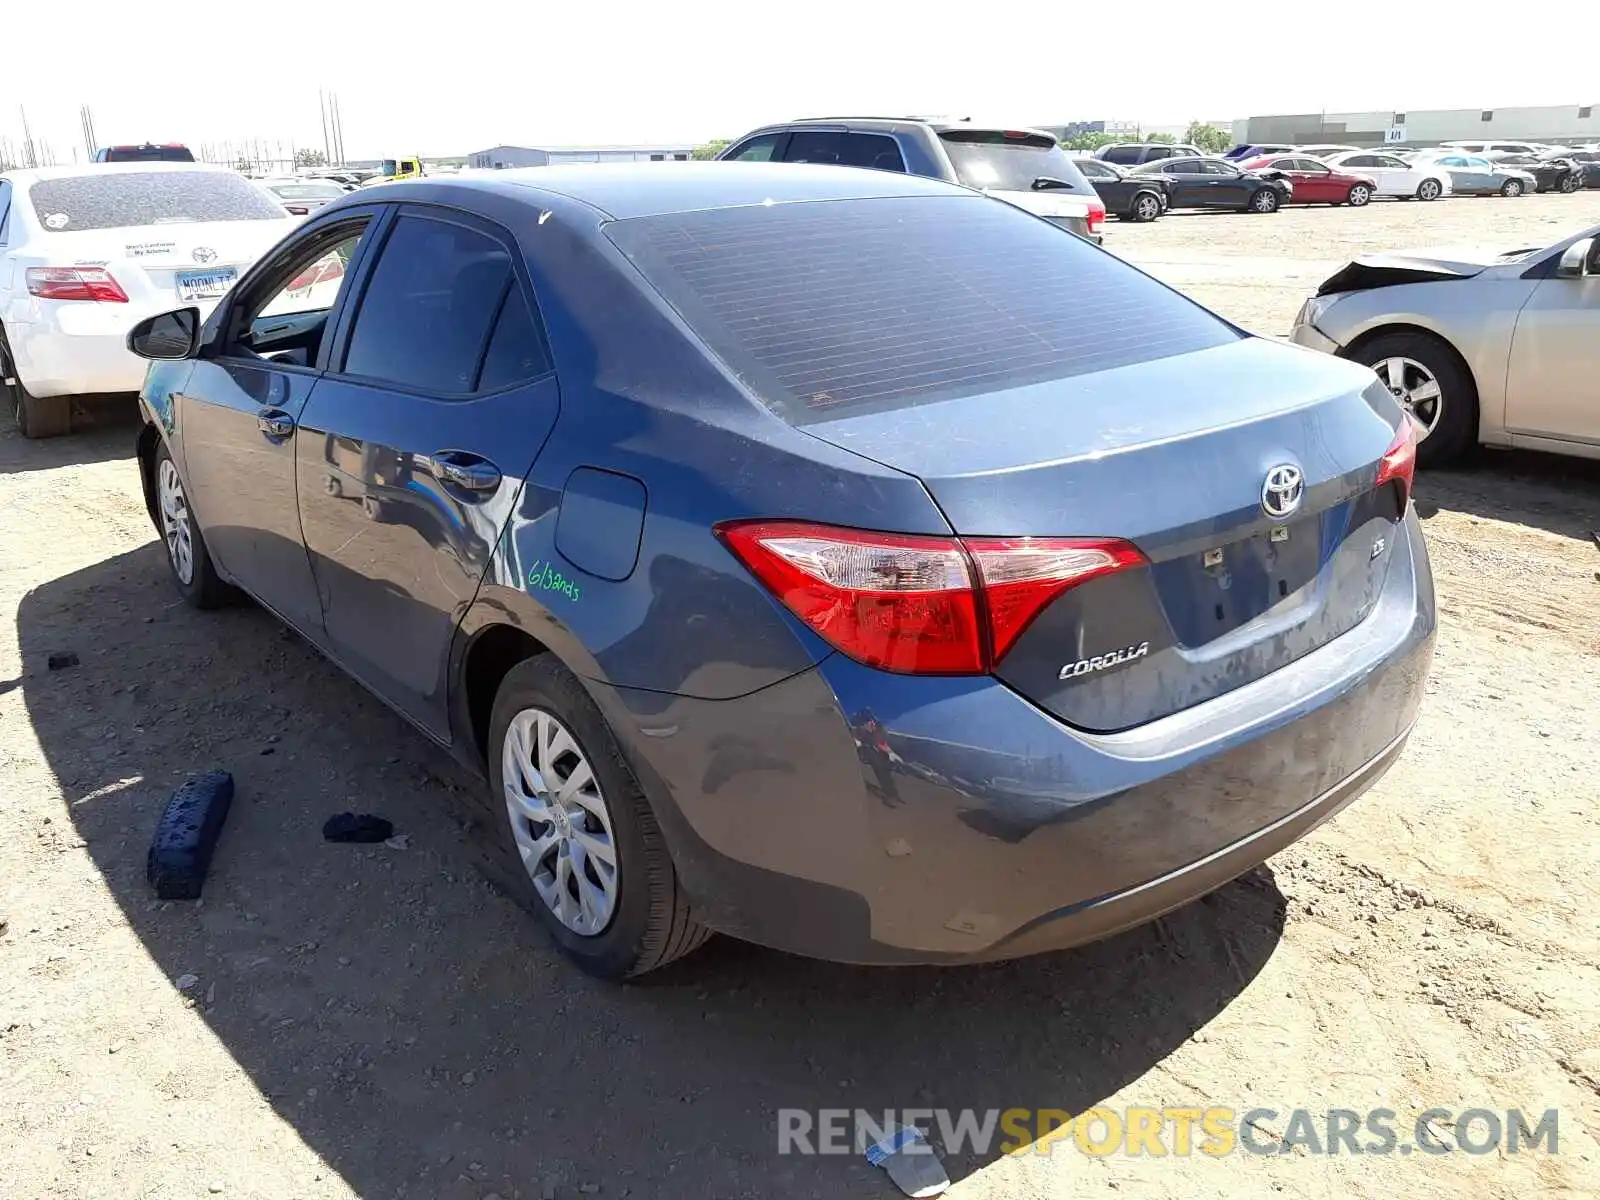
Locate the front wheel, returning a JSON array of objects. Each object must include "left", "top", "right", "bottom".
[
  {"left": 1500, "top": 178, "right": 1524, "bottom": 197},
  {"left": 1248, "top": 188, "right": 1281, "bottom": 213},
  {"left": 1346, "top": 183, "right": 1372, "bottom": 207},
  {"left": 1416, "top": 178, "right": 1443, "bottom": 201},
  {"left": 1559, "top": 172, "right": 1582, "bottom": 193},
  {"left": 1130, "top": 191, "right": 1162, "bottom": 222},
  {"left": 153, "top": 443, "right": 238, "bottom": 608},
  {"left": 1354, "top": 331, "right": 1479, "bottom": 467},
  {"left": 489, "top": 656, "right": 711, "bottom": 980}
]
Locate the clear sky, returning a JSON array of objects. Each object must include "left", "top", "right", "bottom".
[{"left": 1, "top": 0, "right": 1584, "bottom": 162}]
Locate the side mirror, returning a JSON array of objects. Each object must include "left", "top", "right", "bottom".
[
  {"left": 1556, "top": 236, "right": 1596, "bottom": 278},
  {"left": 127, "top": 308, "right": 201, "bottom": 360}
]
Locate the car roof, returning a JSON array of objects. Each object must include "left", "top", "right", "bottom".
[
  {"left": 371, "top": 161, "right": 970, "bottom": 222},
  {"left": 1, "top": 161, "right": 238, "bottom": 186}
]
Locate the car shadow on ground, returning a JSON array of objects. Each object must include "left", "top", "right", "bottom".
[
  {"left": 1414, "top": 449, "right": 1600, "bottom": 542},
  {"left": 0, "top": 396, "right": 143, "bottom": 474},
  {"left": 22, "top": 544, "right": 1287, "bottom": 1196}
]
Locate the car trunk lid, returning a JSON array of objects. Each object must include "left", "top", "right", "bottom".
[{"left": 803, "top": 338, "right": 1409, "bottom": 730}]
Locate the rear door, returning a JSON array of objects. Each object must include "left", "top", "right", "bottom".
[
  {"left": 295, "top": 205, "right": 561, "bottom": 734},
  {"left": 176, "top": 210, "right": 381, "bottom": 635},
  {"left": 1200, "top": 159, "right": 1250, "bottom": 205},
  {"left": 1159, "top": 158, "right": 1207, "bottom": 206}
]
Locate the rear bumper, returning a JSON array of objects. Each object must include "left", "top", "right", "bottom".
[
  {"left": 597, "top": 510, "right": 1435, "bottom": 965},
  {"left": 4, "top": 299, "right": 205, "bottom": 398}
]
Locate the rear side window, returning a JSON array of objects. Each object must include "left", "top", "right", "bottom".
[
  {"left": 27, "top": 172, "right": 286, "bottom": 232},
  {"left": 608, "top": 196, "right": 1235, "bottom": 424},
  {"left": 476, "top": 287, "right": 551, "bottom": 391},
  {"left": 1101, "top": 145, "right": 1140, "bottom": 164},
  {"left": 783, "top": 131, "right": 906, "bottom": 173},
  {"left": 343, "top": 215, "right": 514, "bottom": 393}
]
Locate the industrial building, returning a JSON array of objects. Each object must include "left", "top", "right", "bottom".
[
  {"left": 1232, "top": 103, "right": 1599, "bottom": 149},
  {"left": 466, "top": 144, "right": 695, "bottom": 169}
]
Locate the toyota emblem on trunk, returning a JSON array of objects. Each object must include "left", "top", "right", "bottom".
[
  {"left": 192, "top": 247, "right": 218, "bottom": 264},
  {"left": 1261, "top": 464, "right": 1305, "bottom": 519}
]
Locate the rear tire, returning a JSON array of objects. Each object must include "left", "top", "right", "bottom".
[
  {"left": 1416, "top": 177, "right": 1443, "bottom": 201},
  {"left": 1, "top": 330, "right": 71, "bottom": 438},
  {"left": 1352, "top": 331, "right": 1479, "bottom": 468},
  {"left": 488, "top": 656, "right": 711, "bottom": 980},
  {"left": 1130, "top": 191, "right": 1163, "bottom": 222},
  {"left": 1346, "top": 183, "right": 1372, "bottom": 207},
  {"left": 1500, "top": 178, "right": 1524, "bottom": 197},
  {"left": 1248, "top": 188, "right": 1281, "bottom": 213}
]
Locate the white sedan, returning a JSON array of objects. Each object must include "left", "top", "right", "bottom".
[
  {"left": 0, "top": 162, "right": 296, "bottom": 436},
  {"left": 1320, "top": 151, "right": 1454, "bottom": 201}
]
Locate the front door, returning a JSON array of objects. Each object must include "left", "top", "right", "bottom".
[
  {"left": 1505, "top": 248, "right": 1600, "bottom": 446},
  {"left": 176, "top": 211, "right": 379, "bottom": 634},
  {"left": 294, "top": 207, "right": 561, "bottom": 734}
]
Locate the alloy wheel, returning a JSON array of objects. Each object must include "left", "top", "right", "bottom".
[
  {"left": 502, "top": 707, "right": 620, "bottom": 936},
  {"left": 1134, "top": 194, "right": 1161, "bottom": 221},
  {"left": 1348, "top": 185, "right": 1371, "bottom": 206},
  {"left": 1252, "top": 189, "right": 1278, "bottom": 213},
  {"left": 1418, "top": 179, "right": 1441, "bottom": 201},
  {"left": 1503, "top": 180, "right": 1523, "bottom": 197},
  {"left": 1375, "top": 357, "right": 1443, "bottom": 442},
  {"left": 157, "top": 459, "right": 195, "bottom": 585}
]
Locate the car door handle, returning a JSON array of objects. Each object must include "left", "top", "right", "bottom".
[
  {"left": 424, "top": 450, "right": 501, "bottom": 492},
  {"left": 257, "top": 408, "right": 295, "bottom": 440}
]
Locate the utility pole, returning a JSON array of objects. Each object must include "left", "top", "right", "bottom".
[
  {"left": 19, "top": 105, "right": 37, "bottom": 168},
  {"left": 331, "top": 93, "right": 346, "bottom": 165},
  {"left": 320, "top": 89, "right": 332, "bottom": 165}
]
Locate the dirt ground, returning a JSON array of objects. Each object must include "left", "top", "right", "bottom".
[{"left": 2, "top": 193, "right": 1598, "bottom": 1200}]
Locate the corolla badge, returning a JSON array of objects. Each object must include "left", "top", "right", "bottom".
[
  {"left": 192, "top": 246, "right": 219, "bottom": 264},
  {"left": 1059, "top": 641, "right": 1150, "bottom": 680},
  {"left": 1261, "top": 464, "right": 1305, "bottom": 519}
]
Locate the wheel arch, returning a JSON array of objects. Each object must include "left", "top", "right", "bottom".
[
  {"left": 1338, "top": 323, "right": 1486, "bottom": 446},
  {"left": 136, "top": 422, "right": 162, "bottom": 532}
]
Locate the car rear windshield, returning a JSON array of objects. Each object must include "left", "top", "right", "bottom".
[
  {"left": 28, "top": 172, "right": 287, "bottom": 233},
  {"left": 938, "top": 130, "right": 1096, "bottom": 195},
  {"left": 100, "top": 146, "right": 194, "bottom": 162},
  {"left": 607, "top": 195, "right": 1235, "bottom": 424}
]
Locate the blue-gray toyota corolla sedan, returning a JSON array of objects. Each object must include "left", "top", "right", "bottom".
[{"left": 127, "top": 163, "right": 1435, "bottom": 979}]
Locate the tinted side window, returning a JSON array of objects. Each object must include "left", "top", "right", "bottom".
[
  {"left": 784, "top": 132, "right": 906, "bottom": 172},
  {"left": 1101, "top": 145, "right": 1140, "bottom": 164},
  {"left": 727, "top": 133, "right": 783, "bottom": 162},
  {"left": 1145, "top": 146, "right": 1173, "bottom": 161},
  {"left": 476, "top": 286, "right": 551, "bottom": 391},
  {"left": 343, "top": 215, "right": 511, "bottom": 394}
]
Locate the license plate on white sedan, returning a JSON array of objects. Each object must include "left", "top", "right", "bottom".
[{"left": 176, "top": 268, "right": 238, "bottom": 301}]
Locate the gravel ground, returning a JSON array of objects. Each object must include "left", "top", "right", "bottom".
[{"left": 2, "top": 192, "right": 1598, "bottom": 1200}]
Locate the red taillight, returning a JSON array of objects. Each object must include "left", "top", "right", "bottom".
[
  {"left": 965, "top": 536, "right": 1146, "bottom": 661},
  {"left": 1086, "top": 198, "right": 1106, "bottom": 235},
  {"left": 1375, "top": 418, "right": 1418, "bottom": 505},
  {"left": 26, "top": 267, "right": 128, "bottom": 303},
  {"left": 715, "top": 520, "right": 1144, "bottom": 675}
]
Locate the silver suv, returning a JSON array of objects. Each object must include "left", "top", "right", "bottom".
[{"left": 717, "top": 118, "right": 1104, "bottom": 242}]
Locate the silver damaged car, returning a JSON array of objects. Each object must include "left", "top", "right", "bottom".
[{"left": 1290, "top": 224, "right": 1600, "bottom": 465}]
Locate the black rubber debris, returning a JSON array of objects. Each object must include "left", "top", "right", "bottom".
[
  {"left": 47, "top": 652, "right": 79, "bottom": 671},
  {"left": 147, "top": 770, "right": 235, "bottom": 900},
  {"left": 322, "top": 813, "right": 393, "bottom": 844}
]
